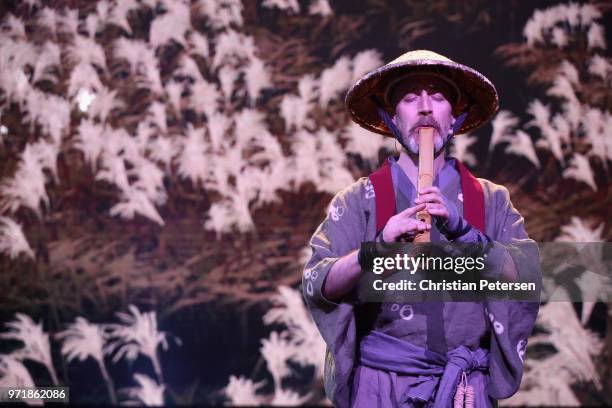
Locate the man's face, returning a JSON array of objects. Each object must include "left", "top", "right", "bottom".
[{"left": 390, "top": 75, "right": 456, "bottom": 155}]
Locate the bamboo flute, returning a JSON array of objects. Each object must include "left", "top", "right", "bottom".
[{"left": 413, "top": 127, "right": 434, "bottom": 243}]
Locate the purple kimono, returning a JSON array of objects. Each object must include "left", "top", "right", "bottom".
[{"left": 302, "top": 156, "right": 541, "bottom": 407}]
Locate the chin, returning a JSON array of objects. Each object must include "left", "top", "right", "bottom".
[{"left": 406, "top": 133, "right": 446, "bottom": 154}]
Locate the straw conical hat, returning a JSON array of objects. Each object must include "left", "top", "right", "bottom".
[{"left": 345, "top": 50, "right": 499, "bottom": 136}]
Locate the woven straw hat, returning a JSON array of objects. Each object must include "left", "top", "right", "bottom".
[{"left": 345, "top": 50, "right": 499, "bottom": 136}]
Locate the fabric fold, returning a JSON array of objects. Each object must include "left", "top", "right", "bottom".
[{"left": 360, "top": 330, "right": 489, "bottom": 407}]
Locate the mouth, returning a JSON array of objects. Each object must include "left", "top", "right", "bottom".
[
  {"left": 412, "top": 126, "right": 439, "bottom": 136},
  {"left": 411, "top": 121, "right": 441, "bottom": 135}
]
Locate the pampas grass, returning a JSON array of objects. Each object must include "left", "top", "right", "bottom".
[
  {"left": 56, "top": 317, "right": 116, "bottom": 404},
  {"left": 104, "top": 305, "right": 181, "bottom": 383},
  {"left": 0, "top": 314, "right": 58, "bottom": 385}
]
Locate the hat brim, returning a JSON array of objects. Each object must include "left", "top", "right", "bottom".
[{"left": 345, "top": 58, "right": 499, "bottom": 136}]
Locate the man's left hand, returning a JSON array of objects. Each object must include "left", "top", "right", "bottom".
[{"left": 414, "top": 186, "right": 466, "bottom": 238}]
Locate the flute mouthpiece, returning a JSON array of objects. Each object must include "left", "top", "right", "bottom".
[{"left": 418, "top": 127, "right": 434, "bottom": 136}]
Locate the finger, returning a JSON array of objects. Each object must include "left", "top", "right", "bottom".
[
  {"left": 426, "top": 207, "right": 449, "bottom": 218},
  {"left": 414, "top": 193, "right": 443, "bottom": 205},
  {"left": 425, "top": 203, "right": 446, "bottom": 213},
  {"left": 419, "top": 186, "right": 441, "bottom": 195},
  {"left": 417, "top": 222, "right": 431, "bottom": 231},
  {"left": 398, "top": 203, "right": 426, "bottom": 218},
  {"left": 404, "top": 219, "right": 431, "bottom": 232}
]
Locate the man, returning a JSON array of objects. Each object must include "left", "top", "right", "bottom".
[{"left": 302, "top": 50, "right": 541, "bottom": 407}]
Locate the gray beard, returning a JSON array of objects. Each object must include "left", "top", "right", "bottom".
[{"left": 405, "top": 132, "right": 448, "bottom": 155}]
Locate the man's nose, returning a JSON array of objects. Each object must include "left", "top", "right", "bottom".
[{"left": 418, "top": 90, "right": 432, "bottom": 116}]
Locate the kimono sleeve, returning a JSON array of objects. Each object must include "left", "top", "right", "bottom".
[
  {"left": 301, "top": 179, "right": 369, "bottom": 407},
  {"left": 482, "top": 184, "right": 541, "bottom": 288},
  {"left": 302, "top": 179, "right": 367, "bottom": 323},
  {"left": 481, "top": 183, "right": 542, "bottom": 399}
]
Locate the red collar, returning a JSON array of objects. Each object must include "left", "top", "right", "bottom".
[{"left": 369, "top": 158, "right": 485, "bottom": 234}]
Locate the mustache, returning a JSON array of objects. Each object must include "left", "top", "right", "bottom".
[{"left": 409, "top": 117, "right": 443, "bottom": 136}]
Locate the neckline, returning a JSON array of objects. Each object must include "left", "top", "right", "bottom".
[{"left": 388, "top": 155, "right": 459, "bottom": 192}]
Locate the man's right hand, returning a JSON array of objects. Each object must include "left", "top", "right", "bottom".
[{"left": 381, "top": 203, "right": 431, "bottom": 242}]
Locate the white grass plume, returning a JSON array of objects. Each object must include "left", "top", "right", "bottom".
[
  {"left": 445, "top": 133, "right": 476, "bottom": 168},
  {"left": 587, "top": 23, "right": 605, "bottom": 50},
  {"left": 109, "top": 188, "right": 165, "bottom": 226},
  {"left": 150, "top": 1, "right": 190, "bottom": 48},
  {"left": 32, "top": 41, "right": 61, "bottom": 84},
  {"left": 104, "top": 305, "right": 180, "bottom": 383},
  {"left": 262, "top": 0, "right": 300, "bottom": 13},
  {"left": 528, "top": 100, "right": 565, "bottom": 163},
  {"left": 212, "top": 30, "right": 256, "bottom": 69},
  {"left": 88, "top": 86, "right": 125, "bottom": 123},
  {"left": 264, "top": 286, "right": 326, "bottom": 379},
  {"left": 56, "top": 317, "right": 116, "bottom": 403},
  {"left": 125, "top": 373, "right": 165, "bottom": 406},
  {"left": 260, "top": 331, "right": 295, "bottom": 392},
  {"left": 176, "top": 124, "right": 210, "bottom": 186},
  {"left": 1, "top": 142, "right": 51, "bottom": 217},
  {"left": 318, "top": 56, "right": 352, "bottom": 107},
  {"left": 0, "top": 355, "right": 41, "bottom": 404},
  {"left": 588, "top": 55, "right": 610, "bottom": 80},
  {"left": 0, "top": 217, "right": 35, "bottom": 259},
  {"left": 562, "top": 153, "right": 597, "bottom": 191},
  {"left": 351, "top": 50, "right": 382, "bottom": 84},
  {"left": 555, "top": 217, "right": 606, "bottom": 324},
  {"left": 67, "top": 35, "right": 107, "bottom": 70},
  {"left": 36, "top": 7, "right": 60, "bottom": 34},
  {"left": 244, "top": 56, "right": 271, "bottom": 104},
  {"left": 224, "top": 375, "right": 263, "bottom": 406},
  {"left": 343, "top": 122, "right": 394, "bottom": 164},
  {"left": 2, "top": 14, "right": 26, "bottom": 38},
  {"left": 504, "top": 130, "right": 540, "bottom": 168},
  {"left": 309, "top": 0, "right": 332, "bottom": 17},
  {"left": 197, "top": 0, "right": 243, "bottom": 30},
  {"left": 489, "top": 110, "right": 518, "bottom": 152},
  {"left": 188, "top": 31, "right": 210, "bottom": 59},
  {"left": 0, "top": 314, "right": 58, "bottom": 385}
]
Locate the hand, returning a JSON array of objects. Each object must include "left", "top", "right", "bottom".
[
  {"left": 414, "top": 186, "right": 467, "bottom": 239},
  {"left": 381, "top": 203, "right": 431, "bottom": 242}
]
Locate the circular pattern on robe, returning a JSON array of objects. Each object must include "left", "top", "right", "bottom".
[
  {"left": 493, "top": 321, "right": 504, "bottom": 334},
  {"left": 400, "top": 305, "right": 414, "bottom": 321},
  {"left": 306, "top": 281, "right": 314, "bottom": 296},
  {"left": 517, "top": 339, "right": 527, "bottom": 363},
  {"left": 330, "top": 205, "right": 346, "bottom": 221},
  {"left": 304, "top": 269, "right": 312, "bottom": 280},
  {"left": 458, "top": 192, "right": 464, "bottom": 202},
  {"left": 390, "top": 303, "right": 400, "bottom": 312},
  {"left": 310, "top": 270, "right": 319, "bottom": 280}
]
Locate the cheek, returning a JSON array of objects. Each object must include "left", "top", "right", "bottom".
[
  {"left": 392, "top": 113, "right": 403, "bottom": 129},
  {"left": 433, "top": 103, "right": 453, "bottom": 127},
  {"left": 394, "top": 107, "right": 417, "bottom": 128},
  {"left": 396, "top": 101, "right": 418, "bottom": 116}
]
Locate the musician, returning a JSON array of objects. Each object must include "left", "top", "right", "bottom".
[{"left": 302, "top": 50, "right": 541, "bottom": 407}]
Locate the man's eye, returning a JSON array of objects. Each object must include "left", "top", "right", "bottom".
[
  {"left": 404, "top": 95, "right": 418, "bottom": 102},
  {"left": 431, "top": 93, "right": 445, "bottom": 101}
]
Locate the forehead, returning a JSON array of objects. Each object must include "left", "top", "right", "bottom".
[
  {"left": 385, "top": 73, "right": 460, "bottom": 111},
  {"left": 391, "top": 74, "right": 456, "bottom": 99}
]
